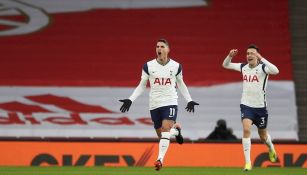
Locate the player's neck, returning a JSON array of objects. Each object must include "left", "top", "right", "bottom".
[
  {"left": 248, "top": 63, "right": 258, "bottom": 68},
  {"left": 156, "top": 57, "right": 170, "bottom": 65},
  {"left": 248, "top": 59, "right": 260, "bottom": 68}
]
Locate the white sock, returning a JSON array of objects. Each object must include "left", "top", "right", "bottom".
[
  {"left": 157, "top": 132, "right": 171, "bottom": 163},
  {"left": 264, "top": 134, "right": 275, "bottom": 151},
  {"left": 170, "top": 128, "right": 179, "bottom": 137},
  {"left": 242, "top": 137, "right": 251, "bottom": 164}
]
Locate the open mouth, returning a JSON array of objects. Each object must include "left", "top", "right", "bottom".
[{"left": 158, "top": 52, "right": 161, "bottom": 55}]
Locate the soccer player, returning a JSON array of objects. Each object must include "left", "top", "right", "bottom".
[
  {"left": 119, "top": 38, "right": 199, "bottom": 171},
  {"left": 222, "top": 44, "right": 279, "bottom": 171}
]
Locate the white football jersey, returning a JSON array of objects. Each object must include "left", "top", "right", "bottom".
[
  {"left": 240, "top": 63, "right": 268, "bottom": 108},
  {"left": 142, "top": 59, "right": 182, "bottom": 110},
  {"left": 223, "top": 56, "right": 279, "bottom": 108}
]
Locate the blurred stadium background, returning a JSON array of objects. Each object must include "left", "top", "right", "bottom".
[{"left": 0, "top": 0, "right": 306, "bottom": 171}]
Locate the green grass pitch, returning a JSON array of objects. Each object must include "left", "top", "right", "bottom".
[{"left": 0, "top": 167, "right": 306, "bottom": 175}]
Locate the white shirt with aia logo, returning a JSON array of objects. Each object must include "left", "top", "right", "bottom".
[
  {"left": 129, "top": 59, "right": 192, "bottom": 110},
  {"left": 222, "top": 56, "right": 279, "bottom": 108},
  {"left": 241, "top": 63, "right": 268, "bottom": 107}
]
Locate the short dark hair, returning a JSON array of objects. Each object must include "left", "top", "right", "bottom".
[
  {"left": 248, "top": 44, "right": 259, "bottom": 52},
  {"left": 157, "top": 38, "right": 169, "bottom": 47}
]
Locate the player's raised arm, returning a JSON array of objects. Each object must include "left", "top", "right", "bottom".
[
  {"left": 222, "top": 49, "right": 241, "bottom": 72},
  {"left": 254, "top": 52, "right": 279, "bottom": 75},
  {"left": 119, "top": 69, "right": 149, "bottom": 113}
]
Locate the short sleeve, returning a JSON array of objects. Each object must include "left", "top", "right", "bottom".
[{"left": 141, "top": 64, "right": 149, "bottom": 80}]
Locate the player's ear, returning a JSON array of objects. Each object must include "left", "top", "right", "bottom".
[{"left": 166, "top": 46, "right": 170, "bottom": 53}]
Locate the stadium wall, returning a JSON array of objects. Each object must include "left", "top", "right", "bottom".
[{"left": 0, "top": 141, "right": 306, "bottom": 168}]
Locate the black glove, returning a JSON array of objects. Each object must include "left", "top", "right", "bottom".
[
  {"left": 185, "top": 101, "right": 199, "bottom": 113},
  {"left": 119, "top": 99, "right": 132, "bottom": 113}
]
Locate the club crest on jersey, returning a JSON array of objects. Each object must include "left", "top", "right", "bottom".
[
  {"left": 243, "top": 75, "right": 259, "bottom": 82},
  {"left": 154, "top": 78, "right": 171, "bottom": 85}
]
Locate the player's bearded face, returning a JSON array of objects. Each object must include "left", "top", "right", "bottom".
[
  {"left": 156, "top": 42, "right": 169, "bottom": 59},
  {"left": 246, "top": 48, "right": 258, "bottom": 66}
]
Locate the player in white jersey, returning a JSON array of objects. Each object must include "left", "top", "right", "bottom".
[
  {"left": 222, "top": 44, "right": 279, "bottom": 171},
  {"left": 120, "top": 39, "right": 199, "bottom": 171}
]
